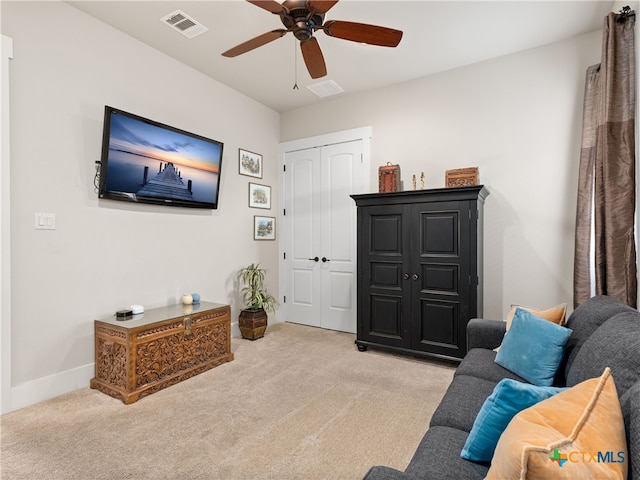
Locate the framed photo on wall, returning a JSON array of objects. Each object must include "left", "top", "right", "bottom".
[
  {"left": 254, "top": 216, "right": 276, "bottom": 241},
  {"left": 249, "top": 183, "right": 271, "bottom": 209},
  {"left": 239, "top": 148, "right": 262, "bottom": 178}
]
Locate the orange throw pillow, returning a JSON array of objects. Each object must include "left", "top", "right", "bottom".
[
  {"left": 486, "top": 367, "right": 627, "bottom": 480},
  {"left": 505, "top": 303, "right": 567, "bottom": 330},
  {"left": 495, "top": 303, "right": 567, "bottom": 352}
]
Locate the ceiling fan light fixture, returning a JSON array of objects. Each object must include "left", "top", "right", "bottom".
[
  {"left": 307, "top": 79, "right": 344, "bottom": 98},
  {"left": 224, "top": 0, "right": 403, "bottom": 79}
]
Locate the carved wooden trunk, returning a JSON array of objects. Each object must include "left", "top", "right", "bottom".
[{"left": 90, "top": 302, "right": 233, "bottom": 404}]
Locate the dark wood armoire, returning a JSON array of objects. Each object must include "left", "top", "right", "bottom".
[{"left": 351, "top": 185, "right": 489, "bottom": 362}]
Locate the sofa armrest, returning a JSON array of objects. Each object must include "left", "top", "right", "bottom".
[
  {"left": 363, "top": 466, "right": 424, "bottom": 480},
  {"left": 466, "top": 318, "right": 506, "bottom": 350}
]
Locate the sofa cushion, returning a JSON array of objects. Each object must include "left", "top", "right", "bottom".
[
  {"left": 495, "top": 308, "right": 572, "bottom": 386},
  {"left": 566, "top": 312, "right": 640, "bottom": 398},
  {"left": 429, "top": 375, "right": 498, "bottom": 432},
  {"left": 620, "top": 381, "right": 640, "bottom": 480},
  {"left": 362, "top": 466, "right": 421, "bottom": 480},
  {"left": 560, "top": 295, "right": 635, "bottom": 382},
  {"left": 467, "top": 318, "right": 507, "bottom": 350},
  {"left": 486, "top": 368, "right": 627, "bottom": 480},
  {"left": 455, "top": 348, "right": 526, "bottom": 384},
  {"left": 405, "top": 426, "right": 488, "bottom": 480},
  {"left": 461, "top": 379, "right": 566, "bottom": 462}
]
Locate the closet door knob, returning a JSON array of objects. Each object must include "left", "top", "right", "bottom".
[
  {"left": 412, "top": 274, "right": 419, "bottom": 281},
  {"left": 403, "top": 273, "right": 410, "bottom": 280},
  {"left": 308, "top": 256, "right": 319, "bottom": 262},
  {"left": 322, "top": 257, "right": 330, "bottom": 263}
]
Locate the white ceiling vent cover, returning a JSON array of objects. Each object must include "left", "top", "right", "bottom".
[
  {"left": 307, "top": 80, "right": 344, "bottom": 98},
  {"left": 161, "top": 10, "right": 208, "bottom": 39}
]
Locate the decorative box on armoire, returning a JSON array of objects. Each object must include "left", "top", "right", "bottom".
[{"left": 351, "top": 185, "right": 489, "bottom": 362}]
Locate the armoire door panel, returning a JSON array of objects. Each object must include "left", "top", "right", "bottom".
[
  {"left": 421, "top": 263, "right": 459, "bottom": 294},
  {"left": 419, "top": 210, "right": 459, "bottom": 257},
  {"left": 371, "top": 215, "right": 403, "bottom": 254},
  {"left": 370, "top": 262, "right": 403, "bottom": 289},
  {"left": 369, "top": 294, "right": 403, "bottom": 338},
  {"left": 423, "top": 300, "right": 459, "bottom": 345},
  {"left": 411, "top": 300, "right": 466, "bottom": 358}
]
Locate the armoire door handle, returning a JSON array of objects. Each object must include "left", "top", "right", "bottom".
[
  {"left": 412, "top": 274, "right": 419, "bottom": 280},
  {"left": 308, "top": 257, "right": 319, "bottom": 262},
  {"left": 403, "top": 273, "right": 410, "bottom": 280},
  {"left": 322, "top": 257, "right": 330, "bottom": 263}
]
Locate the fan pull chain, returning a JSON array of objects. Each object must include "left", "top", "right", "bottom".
[{"left": 293, "top": 38, "right": 299, "bottom": 90}]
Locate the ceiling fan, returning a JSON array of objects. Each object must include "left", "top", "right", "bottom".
[{"left": 222, "top": 0, "right": 403, "bottom": 79}]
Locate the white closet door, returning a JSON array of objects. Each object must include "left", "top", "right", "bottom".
[
  {"left": 284, "top": 147, "right": 322, "bottom": 328},
  {"left": 283, "top": 139, "right": 364, "bottom": 333}
]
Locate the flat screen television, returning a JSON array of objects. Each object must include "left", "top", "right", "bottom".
[{"left": 98, "top": 106, "right": 223, "bottom": 209}]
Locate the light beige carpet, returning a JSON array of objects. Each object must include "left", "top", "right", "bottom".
[{"left": 1, "top": 322, "right": 455, "bottom": 480}]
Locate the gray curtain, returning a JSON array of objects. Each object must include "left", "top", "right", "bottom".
[{"left": 574, "top": 10, "right": 636, "bottom": 308}]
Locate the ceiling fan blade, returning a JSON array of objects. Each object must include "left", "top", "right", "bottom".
[
  {"left": 300, "top": 37, "right": 327, "bottom": 79},
  {"left": 323, "top": 20, "right": 403, "bottom": 47},
  {"left": 222, "top": 30, "right": 288, "bottom": 57},
  {"left": 306, "top": 0, "right": 339, "bottom": 14},
  {"left": 246, "top": 0, "right": 285, "bottom": 15}
]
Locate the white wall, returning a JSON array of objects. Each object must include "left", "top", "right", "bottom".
[
  {"left": 1, "top": 2, "right": 280, "bottom": 412},
  {"left": 281, "top": 30, "right": 603, "bottom": 320},
  {"left": 1, "top": 33, "right": 14, "bottom": 413}
]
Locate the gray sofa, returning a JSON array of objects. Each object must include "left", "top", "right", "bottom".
[{"left": 364, "top": 295, "right": 640, "bottom": 480}]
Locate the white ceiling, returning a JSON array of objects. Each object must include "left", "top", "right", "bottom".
[{"left": 67, "top": 1, "right": 615, "bottom": 113}]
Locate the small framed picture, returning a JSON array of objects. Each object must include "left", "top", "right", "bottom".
[
  {"left": 249, "top": 182, "right": 271, "bottom": 209},
  {"left": 239, "top": 148, "right": 262, "bottom": 178},
  {"left": 254, "top": 216, "right": 276, "bottom": 241}
]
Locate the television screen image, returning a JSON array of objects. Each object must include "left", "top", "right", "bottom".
[{"left": 99, "top": 106, "right": 224, "bottom": 209}]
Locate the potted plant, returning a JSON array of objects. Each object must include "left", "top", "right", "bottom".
[{"left": 237, "top": 263, "right": 276, "bottom": 340}]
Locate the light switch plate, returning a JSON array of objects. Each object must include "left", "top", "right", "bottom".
[{"left": 35, "top": 212, "right": 56, "bottom": 230}]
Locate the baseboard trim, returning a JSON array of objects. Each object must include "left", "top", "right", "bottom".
[
  {"left": 231, "top": 320, "right": 240, "bottom": 339},
  {"left": 5, "top": 321, "right": 245, "bottom": 413},
  {"left": 7, "top": 363, "right": 94, "bottom": 413}
]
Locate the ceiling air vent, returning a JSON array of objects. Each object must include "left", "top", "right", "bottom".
[
  {"left": 160, "top": 10, "right": 208, "bottom": 39},
  {"left": 307, "top": 80, "right": 345, "bottom": 99}
]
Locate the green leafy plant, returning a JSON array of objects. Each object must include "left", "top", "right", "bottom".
[{"left": 238, "top": 263, "right": 276, "bottom": 313}]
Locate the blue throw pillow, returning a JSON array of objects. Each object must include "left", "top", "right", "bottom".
[
  {"left": 460, "top": 379, "right": 566, "bottom": 462},
  {"left": 495, "top": 307, "right": 572, "bottom": 386}
]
